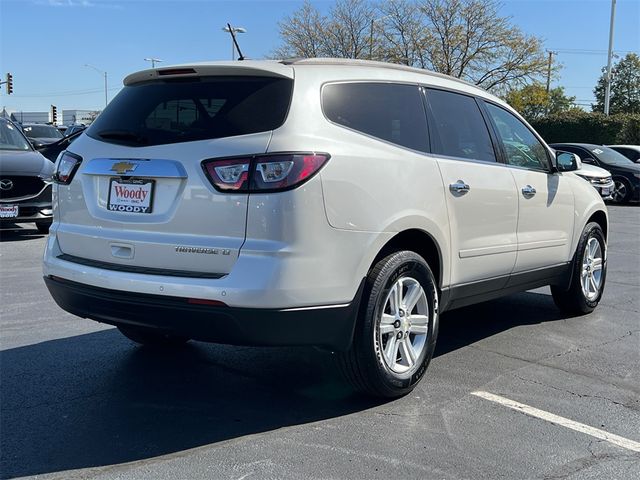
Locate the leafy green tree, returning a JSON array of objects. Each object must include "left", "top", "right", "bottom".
[
  {"left": 593, "top": 53, "right": 640, "bottom": 114},
  {"left": 506, "top": 84, "right": 576, "bottom": 121}
]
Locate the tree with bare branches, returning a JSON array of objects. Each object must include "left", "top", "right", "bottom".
[{"left": 274, "top": 0, "right": 551, "bottom": 93}]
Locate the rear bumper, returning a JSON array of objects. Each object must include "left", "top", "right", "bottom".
[{"left": 44, "top": 275, "right": 364, "bottom": 351}]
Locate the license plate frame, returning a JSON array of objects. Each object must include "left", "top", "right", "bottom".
[
  {"left": 0, "top": 204, "right": 19, "bottom": 219},
  {"left": 107, "top": 178, "right": 155, "bottom": 214}
]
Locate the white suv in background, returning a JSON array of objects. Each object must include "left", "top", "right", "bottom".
[{"left": 44, "top": 59, "right": 608, "bottom": 397}]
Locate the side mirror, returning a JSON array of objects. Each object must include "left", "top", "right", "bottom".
[{"left": 556, "top": 151, "right": 581, "bottom": 172}]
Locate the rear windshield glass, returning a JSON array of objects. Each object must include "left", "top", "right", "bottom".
[{"left": 87, "top": 76, "right": 293, "bottom": 146}]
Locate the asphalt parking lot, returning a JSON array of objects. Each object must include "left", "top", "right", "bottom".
[{"left": 1, "top": 205, "right": 639, "bottom": 480}]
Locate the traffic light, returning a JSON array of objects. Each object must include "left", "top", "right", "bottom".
[
  {"left": 51, "top": 105, "right": 58, "bottom": 124},
  {"left": 6, "top": 73, "right": 13, "bottom": 95}
]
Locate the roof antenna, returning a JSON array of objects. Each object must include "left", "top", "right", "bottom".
[{"left": 225, "top": 23, "right": 246, "bottom": 61}]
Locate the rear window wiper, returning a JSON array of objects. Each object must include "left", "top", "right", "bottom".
[{"left": 95, "top": 130, "right": 148, "bottom": 145}]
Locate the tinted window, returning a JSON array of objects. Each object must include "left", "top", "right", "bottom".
[
  {"left": 485, "top": 103, "right": 549, "bottom": 170},
  {"left": 23, "top": 125, "right": 63, "bottom": 139},
  {"left": 0, "top": 120, "right": 31, "bottom": 151},
  {"left": 322, "top": 83, "right": 428, "bottom": 152},
  {"left": 614, "top": 147, "right": 637, "bottom": 160},
  {"left": 552, "top": 145, "right": 593, "bottom": 162},
  {"left": 88, "top": 76, "right": 293, "bottom": 146},
  {"left": 589, "top": 146, "right": 636, "bottom": 166},
  {"left": 426, "top": 89, "right": 496, "bottom": 162}
]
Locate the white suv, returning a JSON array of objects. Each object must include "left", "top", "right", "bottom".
[{"left": 44, "top": 59, "right": 608, "bottom": 397}]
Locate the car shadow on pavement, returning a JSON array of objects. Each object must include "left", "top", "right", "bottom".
[
  {"left": 0, "top": 225, "right": 46, "bottom": 242},
  {"left": 435, "top": 289, "right": 566, "bottom": 357},
  {"left": 0, "top": 329, "right": 381, "bottom": 479},
  {"left": 1, "top": 290, "right": 564, "bottom": 479}
]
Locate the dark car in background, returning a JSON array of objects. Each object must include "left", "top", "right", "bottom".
[
  {"left": 550, "top": 143, "right": 640, "bottom": 204},
  {"left": 607, "top": 145, "right": 640, "bottom": 163},
  {"left": 21, "top": 123, "right": 64, "bottom": 148},
  {"left": 64, "top": 124, "right": 87, "bottom": 137},
  {"left": 37, "top": 129, "right": 84, "bottom": 162},
  {"left": 0, "top": 118, "right": 54, "bottom": 233}
]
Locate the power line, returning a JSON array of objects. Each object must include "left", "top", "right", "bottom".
[
  {"left": 549, "top": 48, "right": 638, "bottom": 56},
  {"left": 8, "top": 87, "right": 121, "bottom": 98}
]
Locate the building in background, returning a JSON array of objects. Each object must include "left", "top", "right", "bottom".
[
  {"left": 8, "top": 111, "right": 50, "bottom": 124},
  {"left": 62, "top": 109, "right": 99, "bottom": 125},
  {"left": 0, "top": 109, "right": 100, "bottom": 125}
]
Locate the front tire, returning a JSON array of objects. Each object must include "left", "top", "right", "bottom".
[
  {"left": 338, "top": 251, "right": 439, "bottom": 398},
  {"left": 610, "top": 178, "right": 631, "bottom": 204},
  {"left": 551, "top": 222, "right": 606, "bottom": 314},
  {"left": 118, "top": 325, "right": 190, "bottom": 347}
]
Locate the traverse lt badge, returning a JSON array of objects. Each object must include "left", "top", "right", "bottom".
[{"left": 110, "top": 161, "right": 138, "bottom": 175}]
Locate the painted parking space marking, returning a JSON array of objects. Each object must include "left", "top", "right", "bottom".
[{"left": 471, "top": 390, "right": 640, "bottom": 453}]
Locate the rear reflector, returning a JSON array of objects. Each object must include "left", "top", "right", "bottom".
[
  {"left": 187, "top": 298, "right": 228, "bottom": 307},
  {"left": 202, "top": 153, "right": 330, "bottom": 193}
]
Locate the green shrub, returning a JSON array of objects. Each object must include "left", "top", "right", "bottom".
[{"left": 531, "top": 111, "right": 640, "bottom": 145}]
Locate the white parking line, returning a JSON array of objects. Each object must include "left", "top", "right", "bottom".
[{"left": 471, "top": 391, "right": 640, "bottom": 453}]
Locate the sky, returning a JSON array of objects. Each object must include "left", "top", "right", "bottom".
[{"left": 1, "top": 0, "right": 639, "bottom": 115}]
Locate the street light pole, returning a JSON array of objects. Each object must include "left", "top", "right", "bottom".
[
  {"left": 604, "top": 0, "right": 617, "bottom": 115},
  {"left": 221, "top": 25, "right": 246, "bottom": 60},
  {"left": 144, "top": 57, "right": 164, "bottom": 68},
  {"left": 84, "top": 63, "right": 108, "bottom": 109}
]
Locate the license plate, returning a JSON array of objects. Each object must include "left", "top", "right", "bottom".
[
  {"left": 601, "top": 187, "right": 610, "bottom": 196},
  {"left": 0, "top": 205, "right": 19, "bottom": 218},
  {"left": 108, "top": 178, "right": 154, "bottom": 214}
]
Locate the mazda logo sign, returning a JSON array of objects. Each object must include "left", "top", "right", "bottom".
[{"left": 0, "top": 179, "right": 14, "bottom": 191}]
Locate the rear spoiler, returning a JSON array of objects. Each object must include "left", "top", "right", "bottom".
[{"left": 124, "top": 61, "right": 294, "bottom": 86}]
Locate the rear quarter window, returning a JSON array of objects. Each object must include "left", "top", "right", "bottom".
[
  {"left": 88, "top": 76, "right": 293, "bottom": 146},
  {"left": 322, "top": 82, "right": 429, "bottom": 152}
]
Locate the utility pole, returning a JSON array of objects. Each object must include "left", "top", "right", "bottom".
[
  {"left": 604, "top": 0, "right": 617, "bottom": 115},
  {"left": 545, "top": 51, "right": 556, "bottom": 93},
  {"left": 369, "top": 18, "right": 374, "bottom": 60}
]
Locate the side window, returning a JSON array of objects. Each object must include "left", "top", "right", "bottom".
[
  {"left": 322, "top": 83, "right": 428, "bottom": 152},
  {"left": 425, "top": 89, "right": 496, "bottom": 162},
  {"left": 485, "top": 103, "right": 549, "bottom": 170},
  {"left": 561, "top": 146, "right": 594, "bottom": 163}
]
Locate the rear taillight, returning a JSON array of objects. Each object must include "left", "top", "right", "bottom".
[
  {"left": 202, "top": 153, "right": 330, "bottom": 193},
  {"left": 54, "top": 151, "right": 82, "bottom": 185}
]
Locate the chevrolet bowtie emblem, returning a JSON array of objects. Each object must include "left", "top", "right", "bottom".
[{"left": 110, "top": 161, "right": 138, "bottom": 175}]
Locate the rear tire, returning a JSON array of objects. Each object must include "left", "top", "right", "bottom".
[
  {"left": 35, "top": 221, "right": 51, "bottom": 234},
  {"left": 338, "top": 251, "right": 439, "bottom": 398},
  {"left": 118, "top": 325, "right": 190, "bottom": 347},
  {"left": 551, "top": 222, "right": 606, "bottom": 315}
]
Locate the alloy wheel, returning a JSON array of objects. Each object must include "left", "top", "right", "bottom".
[
  {"left": 581, "top": 237, "right": 603, "bottom": 301},
  {"left": 611, "top": 180, "right": 627, "bottom": 203},
  {"left": 377, "top": 277, "right": 429, "bottom": 374}
]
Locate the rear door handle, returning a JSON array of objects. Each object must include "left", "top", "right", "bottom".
[
  {"left": 522, "top": 185, "right": 536, "bottom": 198},
  {"left": 449, "top": 180, "right": 470, "bottom": 195}
]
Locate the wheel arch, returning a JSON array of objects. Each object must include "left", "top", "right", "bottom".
[
  {"left": 370, "top": 229, "right": 443, "bottom": 290},
  {"left": 587, "top": 209, "right": 608, "bottom": 241}
]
